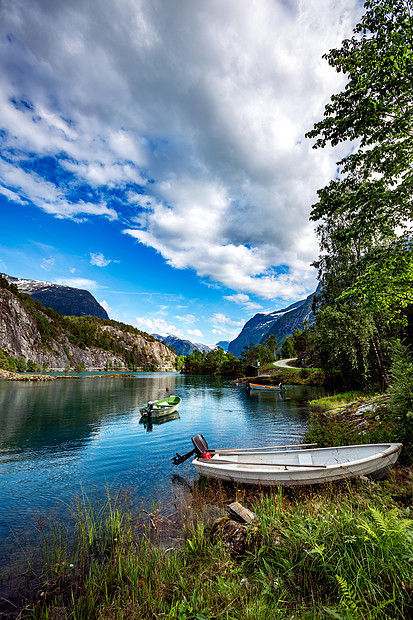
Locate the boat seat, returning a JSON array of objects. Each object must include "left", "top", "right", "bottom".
[{"left": 298, "top": 452, "right": 313, "bottom": 465}]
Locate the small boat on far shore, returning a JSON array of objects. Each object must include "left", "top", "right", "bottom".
[
  {"left": 248, "top": 382, "right": 285, "bottom": 392},
  {"left": 140, "top": 395, "right": 181, "bottom": 418}
]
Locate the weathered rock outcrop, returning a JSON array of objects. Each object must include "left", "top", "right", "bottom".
[{"left": 0, "top": 288, "right": 176, "bottom": 371}]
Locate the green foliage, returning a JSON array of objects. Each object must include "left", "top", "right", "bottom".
[
  {"left": 306, "top": 0, "right": 413, "bottom": 391},
  {"left": 307, "top": 0, "right": 413, "bottom": 325},
  {"left": 313, "top": 305, "right": 395, "bottom": 389},
  {"left": 281, "top": 336, "right": 295, "bottom": 358},
  {"left": 19, "top": 481, "right": 413, "bottom": 619},
  {"left": 183, "top": 347, "right": 243, "bottom": 376},
  {"left": 388, "top": 340, "right": 413, "bottom": 456},
  {"left": 0, "top": 277, "right": 170, "bottom": 371},
  {"left": 175, "top": 355, "right": 186, "bottom": 371},
  {"left": 0, "top": 349, "right": 39, "bottom": 373},
  {"left": 240, "top": 336, "right": 280, "bottom": 368},
  {"left": 307, "top": 0, "right": 413, "bottom": 236}
]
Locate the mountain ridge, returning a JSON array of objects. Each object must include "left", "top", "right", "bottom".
[
  {"left": 152, "top": 334, "right": 212, "bottom": 356},
  {"left": 228, "top": 288, "right": 319, "bottom": 357},
  {"left": 0, "top": 273, "right": 109, "bottom": 320},
  {"left": 0, "top": 277, "right": 176, "bottom": 371}
]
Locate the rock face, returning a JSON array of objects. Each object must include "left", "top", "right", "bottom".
[
  {"left": 228, "top": 286, "right": 320, "bottom": 357},
  {"left": 1, "top": 273, "right": 109, "bottom": 319},
  {"left": 0, "top": 288, "right": 176, "bottom": 371},
  {"left": 152, "top": 334, "right": 212, "bottom": 356}
]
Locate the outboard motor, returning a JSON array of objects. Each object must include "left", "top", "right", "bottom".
[
  {"left": 146, "top": 401, "right": 154, "bottom": 417},
  {"left": 172, "top": 434, "right": 211, "bottom": 465}
]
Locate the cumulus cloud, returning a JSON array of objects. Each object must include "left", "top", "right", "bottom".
[
  {"left": 135, "top": 317, "right": 184, "bottom": 337},
  {"left": 211, "top": 313, "right": 244, "bottom": 326},
  {"left": 90, "top": 252, "right": 111, "bottom": 267},
  {"left": 99, "top": 299, "right": 112, "bottom": 316},
  {"left": 55, "top": 277, "right": 103, "bottom": 290},
  {"left": 0, "top": 0, "right": 361, "bottom": 299},
  {"left": 223, "top": 293, "right": 263, "bottom": 311},
  {"left": 187, "top": 328, "right": 203, "bottom": 338}
]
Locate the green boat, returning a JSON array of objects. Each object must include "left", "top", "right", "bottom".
[{"left": 140, "top": 395, "right": 181, "bottom": 418}]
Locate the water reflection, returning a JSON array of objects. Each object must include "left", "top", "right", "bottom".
[
  {"left": 140, "top": 411, "right": 181, "bottom": 432},
  {"left": 0, "top": 373, "right": 325, "bottom": 572},
  {"left": 0, "top": 374, "right": 177, "bottom": 455}
]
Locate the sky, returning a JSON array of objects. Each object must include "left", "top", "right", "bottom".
[{"left": 0, "top": 0, "right": 362, "bottom": 346}]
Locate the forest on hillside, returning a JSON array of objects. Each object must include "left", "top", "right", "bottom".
[{"left": 0, "top": 276, "right": 174, "bottom": 371}]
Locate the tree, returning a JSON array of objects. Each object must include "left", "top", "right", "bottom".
[
  {"left": 313, "top": 304, "right": 395, "bottom": 389},
  {"left": 281, "top": 336, "right": 296, "bottom": 359},
  {"left": 307, "top": 0, "right": 413, "bottom": 318}
]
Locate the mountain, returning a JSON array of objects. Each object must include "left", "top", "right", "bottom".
[
  {"left": 0, "top": 277, "right": 176, "bottom": 371},
  {"left": 0, "top": 273, "right": 109, "bottom": 320},
  {"left": 260, "top": 288, "right": 318, "bottom": 345},
  {"left": 153, "top": 334, "right": 212, "bottom": 356},
  {"left": 215, "top": 341, "right": 229, "bottom": 351},
  {"left": 228, "top": 287, "right": 319, "bottom": 357}
]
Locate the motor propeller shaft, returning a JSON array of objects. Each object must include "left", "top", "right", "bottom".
[{"left": 172, "top": 448, "right": 196, "bottom": 465}]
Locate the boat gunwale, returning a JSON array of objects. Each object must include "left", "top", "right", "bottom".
[{"left": 193, "top": 443, "right": 402, "bottom": 472}]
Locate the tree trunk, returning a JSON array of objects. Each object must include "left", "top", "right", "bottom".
[{"left": 371, "top": 331, "right": 389, "bottom": 391}]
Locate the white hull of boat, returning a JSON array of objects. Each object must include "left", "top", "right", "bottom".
[
  {"left": 192, "top": 443, "right": 402, "bottom": 486},
  {"left": 249, "top": 383, "right": 283, "bottom": 391}
]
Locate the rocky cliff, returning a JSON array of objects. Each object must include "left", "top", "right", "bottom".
[
  {"left": 0, "top": 287, "right": 176, "bottom": 371},
  {"left": 1, "top": 273, "right": 109, "bottom": 319}
]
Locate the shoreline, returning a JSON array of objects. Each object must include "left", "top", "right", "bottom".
[
  {"left": 1, "top": 390, "right": 412, "bottom": 618},
  {"left": 0, "top": 368, "right": 178, "bottom": 381}
]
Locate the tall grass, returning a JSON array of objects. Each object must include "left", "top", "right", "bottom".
[{"left": 12, "top": 477, "right": 412, "bottom": 619}]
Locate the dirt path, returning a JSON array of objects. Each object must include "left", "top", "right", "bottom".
[{"left": 273, "top": 358, "right": 298, "bottom": 369}]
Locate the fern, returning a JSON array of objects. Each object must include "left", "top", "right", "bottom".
[
  {"left": 335, "top": 574, "right": 359, "bottom": 615},
  {"left": 359, "top": 507, "right": 413, "bottom": 542}
]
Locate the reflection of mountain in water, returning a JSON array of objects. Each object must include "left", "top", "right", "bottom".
[{"left": 0, "top": 374, "right": 177, "bottom": 456}]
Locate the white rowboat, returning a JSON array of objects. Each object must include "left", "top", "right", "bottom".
[
  {"left": 192, "top": 442, "right": 402, "bottom": 486},
  {"left": 248, "top": 383, "right": 284, "bottom": 392}
]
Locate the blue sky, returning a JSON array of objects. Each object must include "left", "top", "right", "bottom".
[{"left": 0, "top": 0, "right": 361, "bottom": 345}]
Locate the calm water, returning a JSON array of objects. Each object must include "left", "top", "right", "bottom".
[{"left": 0, "top": 372, "right": 324, "bottom": 570}]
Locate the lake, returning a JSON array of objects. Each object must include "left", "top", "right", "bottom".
[{"left": 0, "top": 372, "right": 324, "bottom": 574}]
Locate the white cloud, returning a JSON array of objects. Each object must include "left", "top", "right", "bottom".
[
  {"left": 90, "top": 252, "right": 111, "bottom": 267},
  {"left": 224, "top": 293, "right": 263, "bottom": 311},
  {"left": 174, "top": 314, "right": 197, "bottom": 323},
  {"left": 135, "top": 317, "right": 184, "bottom": 338},
  {"left": 41, "top": 257, "right": 55, "bottom": 271},
  {"left": 187, "top": 328, "right": 203, "bottom": 338},
  {"left": 55, "top": 277, "right": 102, "bottom": 291},
  {"left": 0, "top": 0, "right": 362, "bottom": 298},
  {"left": 211, "top": 313, "right": 244, "bottom": 326},
  {"left": 99, "top": 299, "right": 112, "bottom": 315}
]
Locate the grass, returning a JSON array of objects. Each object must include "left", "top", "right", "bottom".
[
  {"left": 2, "top": 390, "right": 412, "bottom": 618},
  {"left": 309, "top": 390, "right": 380, "bottom": 412},
  {"left": 3, "top": 472, "right": 413, "bottom": 619}
]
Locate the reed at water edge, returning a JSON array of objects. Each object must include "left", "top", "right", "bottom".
[{"left": 2, "top": 466, "right": 412, "bottom": 620}]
